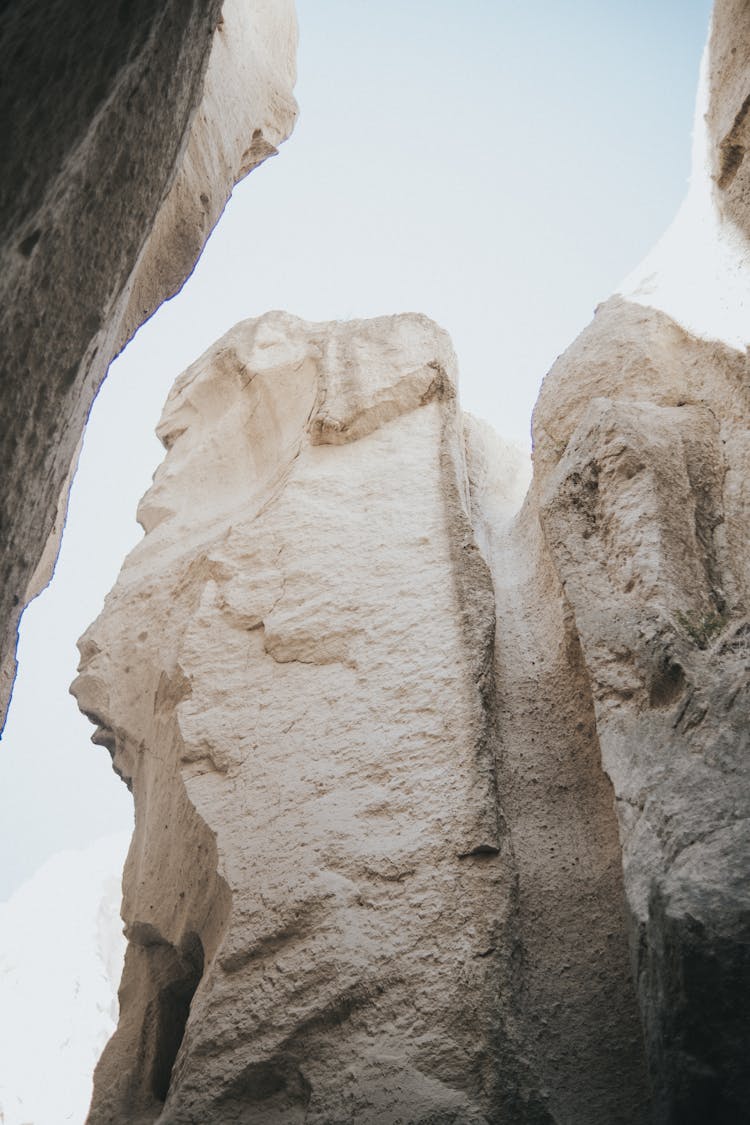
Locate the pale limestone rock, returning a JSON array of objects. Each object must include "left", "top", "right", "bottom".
[
  {"left": 0, "top": 0, "right": 298, "bottom": 730},
  {"left": 73, "top": 313, "right": 508, "bottom": 1123},
  {"left": 73, "top": 313, "right": 652, "bottom": 1123}
]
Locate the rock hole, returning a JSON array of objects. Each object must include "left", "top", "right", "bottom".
[
  {"left": 458, "top": 843, "right": 500, "bottom": 859},
  {"left": 649, "top": 659, "right": 685, "bottom": 709},
  {"left": 18, "top": 229, "right": 41, "bottom": 257},
  {"left": 149, "top": 931, "right": 205, "bottom": 1103}
]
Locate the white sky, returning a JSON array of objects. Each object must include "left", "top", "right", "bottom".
[{"left": 0, "top": 0, "right": 714, "bottom": 898}]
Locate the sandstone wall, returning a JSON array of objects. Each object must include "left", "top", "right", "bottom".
[
  {"left": 708, "top": 0, "right": 750, "bottom": 237},
  {"left": 64, "top": 1, "right": 750, "bottom": 1119},
  {"left": 532, "top": 297, "right": 750, "bottom": 1122},
  {"left": 72, "top": 314, "right": 652, "bottom": 1123},
  {"left": 0, "top": 0, "right": 298, "bottom": 730}
]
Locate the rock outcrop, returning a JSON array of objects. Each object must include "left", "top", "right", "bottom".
[
  {"left": 73, "top": 313, "right": 652, "bottom": 1123},
  {"left": 521, "top": 3, "right": 750, "bottom": 1116},
  {"left": 708, "top": 0, "right": 750, "bottom": 237},
  {"left": 532, "top": 297, "right": 750, "bottom": 1122},
  {"left": 0, "top": 0, "right": 298, "bottom": 730},
  {"left": 68, "top": 1, "right": 749, "bottom": 1120}
]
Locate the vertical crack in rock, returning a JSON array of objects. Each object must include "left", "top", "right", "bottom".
[
  {"left": 124, "top": 926, "right": 205, "bottom": 1106},
  {"left": 438, "top": 371, "right": 504, "bottom": 861},
  {"left": 464, "top": 419, "right": 652, "bottom": 1124}
]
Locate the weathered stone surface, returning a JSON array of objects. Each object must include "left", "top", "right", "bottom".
[
  {"left": 72, "top": 313, "right": 651, "bottom": 1123},
  {"left": 0, "top": 0, "right": 298, "bottom": 730},
  {"left": 64, "top": 5, "right": 750, "bottom": 1118},
  {"left": 467, "top": 433, "right": 652, "bottom": 1125},
  {"left": 708, "top": 0, "right": 750, "bottom": 237},
  {"left": 533, "top": 296, "right": 750, "bottom": 1122}
]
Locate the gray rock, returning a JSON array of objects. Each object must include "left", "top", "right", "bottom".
[
  {"left": 533, "top": 297, "right": 750, "bottom": 1121},
  {"left": 0, "top": 0, "right": 298, "bottom": 729}
]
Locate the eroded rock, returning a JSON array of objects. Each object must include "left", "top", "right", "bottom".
[
  {"left": 708, "top": 0, "right": 750, "bottom": 236},
  {"left": 73, "top": 314, "right": 506, "bottom": 1122},
  {"left": 73, "top": 313, "right": 653, "bottom": 1123},
  {"left": 533, "top": 297, "right": 750, "bottom": 1122},
  {"left": 0, "top": 0, "right": 298, "bottom": 730}
]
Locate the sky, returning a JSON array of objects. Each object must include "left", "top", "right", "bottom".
[{"left": 0, "top": 0, "right": 714, "bottom": 899}]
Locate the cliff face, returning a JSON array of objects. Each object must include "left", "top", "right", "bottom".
[
  {"left": 532, "top": 298, "right": 749, "bottom": 1122},
  {"left": 67, "top": 0, "right": 750, "bottom": 1120},
  {"left": 523, "top": 0, "right": 750, "bottom": 1114},
  {"left": 0, "top": 0, "right": 298, "bottom": 730},
  {"left": 708, "top": 0, "right": 750, "bottom": 238},
  {"left": 72, "top": 313, "right": 651, "bottom": 1123}
]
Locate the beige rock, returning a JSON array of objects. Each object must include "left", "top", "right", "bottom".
[
  {"left": 0, "top": 0, "right": 298, "bottom": 730},
  {"left": 73, "top": 313, "right": 652, "bottom": 1123},
  {"left": 74, "top": 313, "right": 506, "bottom": 1123},
  {"left": 67, "top": 6, "right": 750, "bottom": 1119},
  {"left": 532, "top": 296, "right": 750, "bottom": 1120},
  {"left": 467, "top": 427, "right": 652, "bottom": 1125},
  {"left": 707, "top": 0, "right": 750, "bottom": 237}
]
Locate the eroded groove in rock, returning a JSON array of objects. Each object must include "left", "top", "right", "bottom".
[
  {"left": 465, "top": 420, "right": 652, "bottom": 1124},
  {"left": 0, "top": 0, "right": 298, "bottom": 731}
]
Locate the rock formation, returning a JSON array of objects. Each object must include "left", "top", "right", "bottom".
[
  {"left": 532, "top": 298, "right": 750, "bottom": 1122},
  {"left": 708, "top": 0, "right": 750, "bottom": 238},
  {"left": 72, "top": 313, "right": 652, "bottom": 1123},
  {"left": 66, "top": 0, "right": 749, "bottom": 1120},
  {"left": 521, "top": 0, "right": 750, "bottom": 1114},
  {"left": 0, "top": 0, "right": 298, "bottom": 730}
]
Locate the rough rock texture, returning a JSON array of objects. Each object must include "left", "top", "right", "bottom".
[
  {"left": 65, "top": 3, "right": 750, "bottom": 1119},
  {"left": 532, "top": 296, "right": 750, "bottom": 1122},
  {"left": 537, "top": 8, "right": 750, "bottom": 1110},
  {"left": 708, "top": 0, "right": 750, "bottom": 237},
  {"left": 73, "top": 313, "right": 650, "bottom": 1123},
  {"left": 0, "top": 0, "right": 298, "bottom": 730},
  {"left": 468, "top": 425, "right": 652, "bottom": 1125}
]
